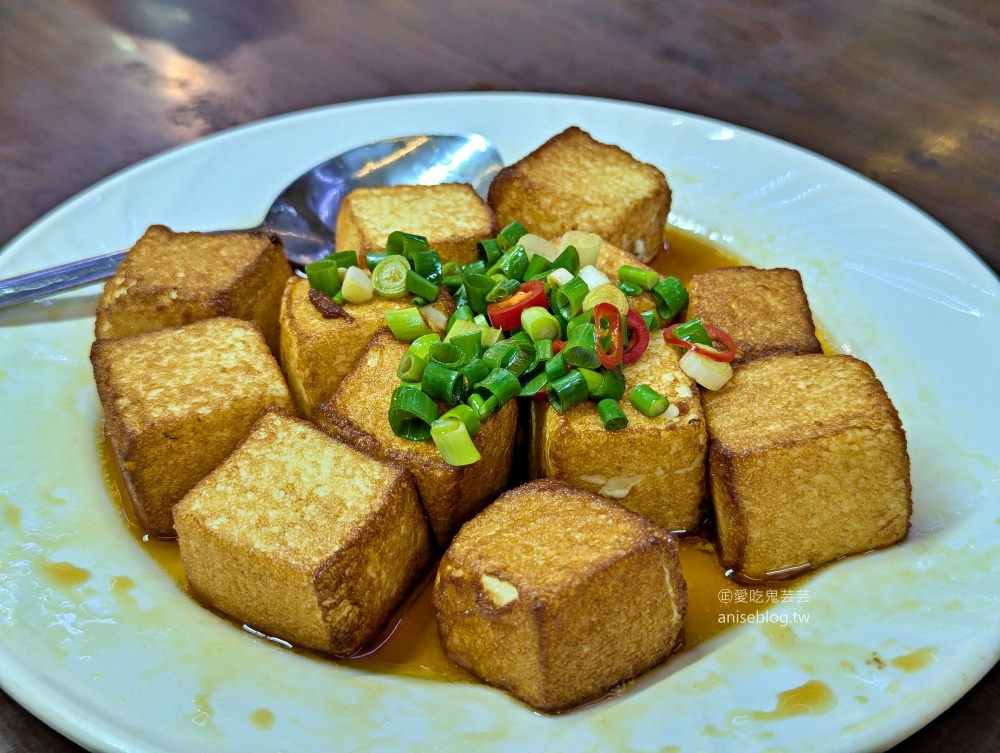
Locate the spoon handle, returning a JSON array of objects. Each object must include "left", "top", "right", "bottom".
[{"left": 0, "top": 251, "right": 125, "bottom": 309}]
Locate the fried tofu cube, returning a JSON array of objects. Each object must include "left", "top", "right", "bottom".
[
  {"left": 702, "top": 354, "right": 911, "bottom": 581},
  {"left": 488, "top": 127, "right": 671, "bottom": 263},
  {"left": 278, "top": 277, "right": 455, "bottom": 417},
  {"left": 91, "top": 317, "right": 295, "bottom": 536},
  {"left": 589, "top": 235, "right": 660, "bottom": 315},
  {"left": 174, "top": 411, "right": 431, "bottom": 656},
  {"left": 313, "top": 328, "right": 517, "bottom": 548},
  {"left": 434, "top": 480, "right": 687, "bottom": 712},
  {"left": 686, "top": 267, "right": 822, "bottom": 365},
  {"left": 95, "top": 225, "right": 292, "bottom": 353},
  {"left": 531, "top": 337, "right": 707, "bottom": 532},
  {"left": 335, "top": 184, "right": 498, "bottom": 266}
]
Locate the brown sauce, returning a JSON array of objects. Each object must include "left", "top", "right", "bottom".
[{"left": 99, "top": 224, "right": 810, "bottom": 683}]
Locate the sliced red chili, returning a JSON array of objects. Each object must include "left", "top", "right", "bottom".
[
  {"left": 663, "top": 322, "right": 737, "bottom": 363},
  {"left": 552, "top": 340, "right": 567, "bottom": 354},
  {"left": 486, "top": 280, "right": 548, "bottom": 330},
  {"left": 622, "top": 309, "right": 649, "bottom": 365},
  {"left": 593, "top": 302, "right": 623, "bottom": 369}
]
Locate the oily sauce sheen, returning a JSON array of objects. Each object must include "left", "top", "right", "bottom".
[{"left": 101, "top": 226, "right": 809, "bottom": 683}]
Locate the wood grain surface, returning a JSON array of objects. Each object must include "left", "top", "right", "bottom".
[{"left": 1, "top": 1, "right": 997, "bottom": 751}]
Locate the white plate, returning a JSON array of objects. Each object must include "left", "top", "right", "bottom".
[{"left": 1, "top": 93, "right": 998, "bottom": 753}]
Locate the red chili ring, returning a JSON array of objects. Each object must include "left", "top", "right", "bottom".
[
  {"left": 622, "top": 309, "right": 649, "bottom": 365},
  {"left": 663, "top": 322, "right": 737, "bottom": 363}
]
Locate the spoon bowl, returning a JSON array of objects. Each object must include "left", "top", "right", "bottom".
[{"left": 0, "top": 134, "right": 503, "bottom": 308}]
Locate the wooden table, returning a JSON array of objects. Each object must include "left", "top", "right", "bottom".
[{"left": 1, "top": 1, "right": 996, "bottom": 750}]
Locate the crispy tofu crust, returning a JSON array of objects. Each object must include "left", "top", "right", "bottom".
[
  {"left": 489, "top": 127, "right": 671, "bottom": 263},
  {"left": 687, "top": 266, "right": 822, "bottom": 365},
  {"left": 434, "top": 480, "right": 687, "bottom": 712},
  {"left": 335, "top": 184, "right": 498, "bottom": 266},
  {"left": 90, "top": 317, "right": 295, "bottom": 536},
  {"left": 531, "top": 337, "right": 707, "bottom": 532},
  {"left": 174, "top": 411, "right": 431, "bottom": 656},
  {"left": 313, "top": 328, "right": 517, "bottom": 548},
  {"left": 95, "top": 225, "right": 292, "bottom": 354},
  {"left": 703, "top": 354, "right": 912, "bottom": 581},
  {"left": 278, "top": 277, "right": 455, "bottom": 417}
]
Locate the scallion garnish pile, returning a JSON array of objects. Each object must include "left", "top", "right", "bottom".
[{"left": 303, "top": 222, "right": 740, "bottom": 466}]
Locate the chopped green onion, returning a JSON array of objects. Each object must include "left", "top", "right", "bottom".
[
  {"left": 413, "top": 251, "right": 443, "bottom": 285},
  {"left": 386, "top": 231, "right": 429, "bottom": 259},
  {"left": 566, "top": 310, "right": 593, "bottom": 341},
  {"left": 422, "top": 361, "right": 465, "bottom": 406},
  {"left": 461, "top": 357, "right": 490, "bottom": 386},
  {"left": 523, "top": 253, "right": 551, "bottom": 281},
  {"left": 465, "top": 260, "right": 487, "bottom": 277},
  {"left": 629, "top": 385, "right": 670, "bottom": 417},
  {"left": 652, "top": 276, "right": 689, "bottom": 319},
  {"left": 483, "top": 339, "right": 535, "bottom": 377},
  {"left": 478, "top": 238, "right": 503, "bottom": 266},
  {"left": 462, "top": 270, "right": 495, "bottom": 315},
  {"left": 473, "top": 314, "right": 488, "bottom": 327},
  {"left": 509, "top": 329, "right": 533, "bottom": 345},
  {"left": 481, "top": 326, "right": 503, "bottom": 347},
  {"left": 578, "top": 265, "right": 611, "bottom": 291},
  {"left": 487, "top": 245, "right": 529, "bottom": 282},
  {"left": 445, "top": 316, "right": 483, "bottom": 340},
  {"left": 332, "top": 290, "right": 347, "bottom": 305},
  {"left": 547, "top": 267, "right": 574, "bottom": 288},
  {"left": 447, "top": 305, "right": 475, "bottom": 333},
  {"left": 486, "top": 276, "right": 521, "bottom": 303},
  {"left": 366, "top": 251, "right": 387, "bottom": 269},
  {"left": 453, "top": 285, "right": 469, "bottom": 309},
  {"left": 397, "top": 351, "right": 427, "bottom": 382},
  {"left": 477, "top": 395, "right": 499, "bottom": 418},
  {"left": 533, "top": 338, "right": 554, "bottom": 361},
  {"left": 560, "top": 231, "right": 602, "bottom": 267},
  {"left": 619, "top": 265, "right": 659, "bottom": 291},
  {"left": 598, "top": 399, "right": 628, "bottom": 430},
  {"left": 670, "top": 318, "right": 713, "bottom": 347},
  {"left": 431, "top": 417, "right": 481, "bottom": 466},
  {"left": 410, "top": 296, "right": 429, "bottom": 308},
  {"left": 429, "top": 341, "right": 468, "bottom": 369},
  {"left": 449, "top": 331, "right": 483, "bottom": 362},
  {"left": 576, "top": 368, "right": 604, "bottom": 395},
  {"left": 521, "top": 307, "right": 561, "bottom": 342},
  {"left": 582, "top": 284, "right": 629, "bottom": 316},
  {"left": 641, "top": 309, "right": 665, "bottom": 331},
  {"left": 384, "top": 307, "right": 429, "bottom": 341},
  {"left": 442, "top": 261, "right": 462, "bottom": 277},
  {"left": 440, "top": 404, "right": 481, "bottom": 436},
  {"left": 372, "top": 255, "right": 410, "bottom": 299},
  {"left": 553, "top": 276, "right": 590, "bottom": 319},
  {"left": 593, "top": 366, "right": 626, "bottom": 401},
  {"left": 496, "top": 221, "right": 527, "bottom": 251},
  {"left": 328, "top": 250, "right": 357, "bottom": 269},
  {"left": 467, "top": 393, "right": 487, "bottom": 416},
  {"left": 562, "top": 322, "right": 601, "bottom": 369},
  {"left": 546, "top": 370, "right": 590, "bottom": 413},
  {"left": 305, "top": 259, "right": 341, "bottom": 296},
  {"left": 520, "top": 370, "right": 549, "bottom": 398},
  {"left": 341, "top": 266, "right": 374, "bottom": 303},
  {"left": 474, "top": 368, "right": 521, "bottom": 405},
  {"left": 618, "top": 280, "right": 644, "bottom": 297},
  {"left": 443, "top": 274, "right": 464, "bottom": 289},
  {"left": 545, "top": 351, "right": 570, "bottom": 382},
  {"left": 409, "top": 333, "right": 442, "bottom": 361},
  {"left": 405, "top": 270, "right": 440, "bottom": 302},
  {"left": 388, "top": 385, "right": 438, "bottom": 440},
  {"left": 550, "top": 245, "right": 581, "bottom": 275}
]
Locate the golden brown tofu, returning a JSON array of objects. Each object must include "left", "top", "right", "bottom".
[
  {"left": 434, "top": 480, "right": 687, "bottom": 712},
  {"left": 278, "top": 277, "right": 455, "bottom": 417},
  {"left": 95, "top": 225, "right": 292, "bottom": 354},
  {"left": 702, "top": 354, "right": 911, "bottom": 581},
  {"left": 590, "top": 235, "right": 660, "bottom": 315},
  {"left": 313, "top": 328, "right": 517, "bottom": 548},
  {"left": 335, "top": 184, "right": 498, "bottom": 266},
  {"left": 174, "top": 411, "right": 431, "bottom": 656},
  {"left": 686, "top": 266, "right": 822, "bottom": 365},
  {"left": 489, "top": 127, "right": 671, "bottom": 263},
  {"left": 91, "top": 317, "right": 295, "bottom": 536},
  {"left": 531, "top": 337, "right": 707, "bottom": 532}
]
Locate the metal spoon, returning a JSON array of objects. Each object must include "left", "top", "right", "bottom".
[{"left": 0, "top": 134, "right": 503, "bottom": 309}]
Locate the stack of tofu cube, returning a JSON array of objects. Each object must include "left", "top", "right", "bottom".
[{"left": 89, "top": 126, "right": 910, "bottom": 712}]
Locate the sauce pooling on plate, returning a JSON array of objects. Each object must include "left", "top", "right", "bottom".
[{"left": 99, "top": 225, "right": 810, "bottom": 683}]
